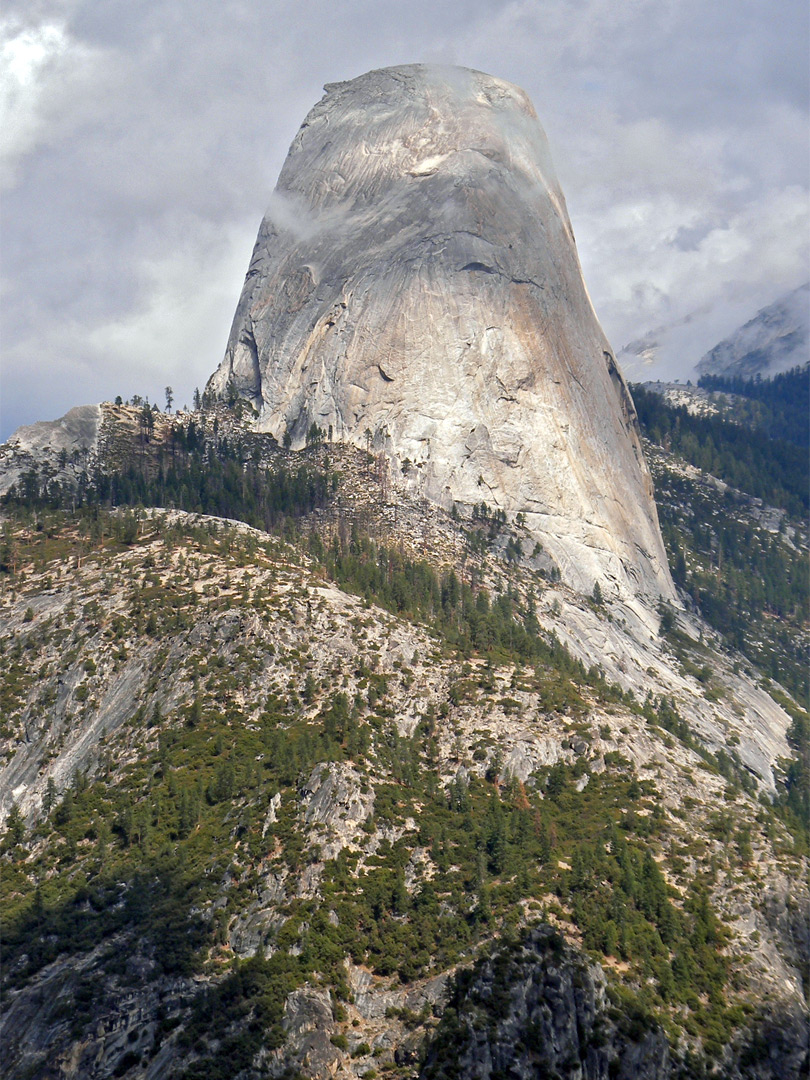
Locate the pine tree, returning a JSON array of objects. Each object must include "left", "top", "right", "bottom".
[
  {"left": 43, "top": 777, "right": 58, "bottom": 817},
  {"left": 5, "top": 802, "right": 25, "bottom": 847}
]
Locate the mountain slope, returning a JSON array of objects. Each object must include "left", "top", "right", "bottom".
[
  {"left": 0, "top": 402, "right": 807, "bottom": 1079},
  {"left": 697, "top": 284, "right": 809, "bottom": 380}
]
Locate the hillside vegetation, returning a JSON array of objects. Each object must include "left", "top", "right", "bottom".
[{"left": 0, "top": 393, "right": 808, "bottom": 1080}]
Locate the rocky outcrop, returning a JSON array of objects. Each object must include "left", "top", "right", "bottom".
[
  {"left": 420, "top": 925, "right": 809, "bottom": 1080},
  {"left": 0, "top": 401, "right": 181, "bottom": 500},
  {"left": 420, "top": 925, "right": 672, "bottom": 1080},
  {"left": 301, "top": 762, "right": 374, "bottom": 830},
  {"left": 208, "top": 64, "right": 674, "bottom": 604},
  {"left": 4, "top": 405, "right": 102, "bottom": 458},
  {"left": 0, "top": 404, "right": 102, "bottom": 497},
  {"left": 273, "top": 988, "right": 341, "bottom": 1078}
]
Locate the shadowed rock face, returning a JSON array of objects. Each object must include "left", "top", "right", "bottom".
[{"left": 208, "top": 64, "right": 674, "bottom": 602}]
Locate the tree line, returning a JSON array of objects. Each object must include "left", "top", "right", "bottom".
[
  {"left": 697, "top": 364, "right": 809, "bottom": 447},
  {"left": 2, "top": 430, "right": 336, "bottom": 533},
  {"left": 631, "top": 382, "right": 808, "bottom": 516}
]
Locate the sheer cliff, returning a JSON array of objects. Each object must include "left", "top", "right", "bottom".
[{"left": 207, "top": 65, "right": 673, "bottom": 604}]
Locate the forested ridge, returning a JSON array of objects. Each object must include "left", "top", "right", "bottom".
[
  {"left": 632, "top": 371, "right": 809, "bottom": 706},
  {"left": 631, "top": 382, "right": 808, "bottom": 517},
  {"left": 2, "top": 419, "right": 336, "bottom": 531},
  {"left": 697, "top": 365, "right": 809, "bottom": 447}
]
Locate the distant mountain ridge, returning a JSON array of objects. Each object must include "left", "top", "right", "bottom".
[{"left": 697, "top": 283, "right": 809, "bottom": 379}]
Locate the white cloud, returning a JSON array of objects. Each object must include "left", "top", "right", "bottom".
[
  {"left": 85, "top": 222, "right": 254, "bottom": 396},
  {"left": 0, "top": 15, "right": 105, "bottom": 189},
  {"left": 1, "top": 219, "right": 255, "bottom": 427}
]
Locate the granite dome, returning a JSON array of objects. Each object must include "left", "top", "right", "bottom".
[{"left": 208, "top": 64, "right": 674, "bottom": 604}]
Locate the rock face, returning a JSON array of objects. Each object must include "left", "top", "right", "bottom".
[
  {"left": 5, "top": 405, "right": 102, "bottom": 456},
  {"left": 0, "top": 404, "right": 102, "bottom": 497},
  {"left": 420, "top": 925, "right": 672, "bottom": 1080},
  {"left": 208, "top": 64, "right": 673, "bottom": 603}
]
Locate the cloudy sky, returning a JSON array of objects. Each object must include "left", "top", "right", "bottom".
[{"left": 1, "top": 0, "right": 808, "bottom": 439}]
